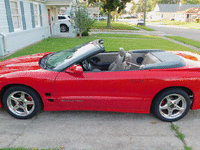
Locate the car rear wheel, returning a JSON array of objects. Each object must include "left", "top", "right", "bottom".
[
  {"left": 60, "top": 24, "right": 69, "bottom": 32},
  {"left": 152, "top": 88, "right": 190, "bottom": 122},
  {"left": 3, "top": 86, "right": 42, "bottom": 119}
]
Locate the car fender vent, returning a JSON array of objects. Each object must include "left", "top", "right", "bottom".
[
  {"left": 45, "top": 93, "right": 51, "bottom": 96},
  {"left": 48, "top": 99, "right": 54, "bottom": 102}
]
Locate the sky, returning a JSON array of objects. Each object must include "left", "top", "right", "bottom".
[
  {"left": 125, "top": 3, "right": 133, "bottom": 11},
  {"left": 125, "top": 0, "right": 139, "bottom": 12}
]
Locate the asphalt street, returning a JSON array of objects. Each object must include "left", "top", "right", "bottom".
[
  {"left": 147, "top": 24, "right": 200, "bottom": 42},
  {"left": 118, "top": 19, "right": 200, "bottom": 42}
]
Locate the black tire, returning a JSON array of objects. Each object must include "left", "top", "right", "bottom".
[
  {"left": 60, "top": 24, "right": 69, "bottom": 32},
  {"left": 151, "top": 88, "right": 191, "bottom": 122},
  {"left": 2, "top": 86, "right": 42, "bottom": 119}
]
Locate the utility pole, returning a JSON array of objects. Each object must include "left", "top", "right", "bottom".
[{"left": 143, "top": 0, "right": 147, "bottom": 26}]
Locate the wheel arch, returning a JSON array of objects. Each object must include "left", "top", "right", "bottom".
[
  {"left": 60, "top": 23, "right": 69, "bottom": 27},
  {"left": 0, "top": 84, "right": 44, "bottom": 108},
  {"left": 150, "top": 86, "right": 193, "bottom": 111}
]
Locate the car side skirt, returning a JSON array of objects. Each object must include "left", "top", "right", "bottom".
[{"left": 43, "top": 107, "right": 150, "bottom": 114}]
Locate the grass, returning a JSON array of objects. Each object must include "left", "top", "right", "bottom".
[
  {"left": 1, "top": 35, "right": 198, "bottom": 61},
  {"left": 100, "top": 37, "right": 197, "bottom": 53},
  {"left": 171, "top": 124, "right": 185, "bottom": 141},
  {"left": 95, "top": 33, "right": 159, "bottom": 39},
  {"left": 148, "top": 20, "right": 200, "bottom": 29},
  {"left": 134, "top": 25, "right": 155, "bottom": 31},
  {"left": 2, "top": 37, "right": 95, "bottom": 60},
  {"left": 92, "top": 21, "right": 138, "bottom": 30},
  {"left": 171, "top": 123, "right": 192, "bottom": 150},
  {"left": 166, "top": 36, "right": 200, "bottom": 48}
]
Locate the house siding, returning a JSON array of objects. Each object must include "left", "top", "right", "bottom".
[
  {"left": 0, "top": 0, "right": 9, "bottom": 33},
  {"left": 0, "top": 0, "right": 50, "bottom": 56},
  {"left": 24, "top": 0, "right": 32, "bottom": 30},
  {"left": 41, "top": 4, "right": 49, "bottom": 27}
]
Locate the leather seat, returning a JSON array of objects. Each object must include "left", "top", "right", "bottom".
[
  {"left": 141, "top": 53, "right": 160, "bottom": 65},
  {"left": 120, "top": 53, "right": 132, "bottom": 70},
  {"left": 108, "top": 48, "right": 125, "bottom": 71}
]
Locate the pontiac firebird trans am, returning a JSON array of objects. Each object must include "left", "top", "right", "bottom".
[{"left": 1, "top": 39, "right": 200, "bottom": 122}]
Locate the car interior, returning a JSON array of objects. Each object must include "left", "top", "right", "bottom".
[{"left": 81, "top": 48, "right": 161, "bottom": 72}]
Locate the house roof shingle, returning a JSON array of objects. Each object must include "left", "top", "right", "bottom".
[{"left": 155, "top": 4, "right": 200, "bottom": 13}]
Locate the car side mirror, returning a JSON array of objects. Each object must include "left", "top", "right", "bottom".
[{"left": 65, "top": 65, "right": 83, "bottom": 75}]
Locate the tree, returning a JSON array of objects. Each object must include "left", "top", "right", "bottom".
[
  {"left": 71, "top": 7, "right": 95, "bottom": 37},
  {"left": 182, "top": 0, "right": 200, "bottom": 4},
  {"left": 156, "top": 0, "right": 176, "bottom": 3},
  {"left": 132, "top": 0, "right": 157, "bottom": 13},
  {"left": 89, "top": 0, "right": 131, "bottom": 28}
]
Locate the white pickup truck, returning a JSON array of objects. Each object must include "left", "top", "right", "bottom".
[{"left": 58, "top": 15, "right": 71, "bottom": 32}]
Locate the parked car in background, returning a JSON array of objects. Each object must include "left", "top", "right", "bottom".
[
  {"left": 94, "top": 15, "right": 108, "bottom": 20},
  {"left": 136, "top": 19, "right": 144, "bottom": 26},
  {"left": 58, "top": 15, "right": 71, "bottom": 32}
]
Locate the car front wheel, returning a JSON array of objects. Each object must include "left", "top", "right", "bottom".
[
  {"left": 3, "top": 86, "right": 42, "bottom": 119},
  {"left": 152, "top": 88, "right": 191, "bottom": 122}
]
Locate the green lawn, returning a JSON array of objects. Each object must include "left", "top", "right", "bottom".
[
  {"left": 95, "top": 33, "right": 158, "bottom": 39},
  {"left": 1, "top": 35, "right": 198, "bottom": 61},
  {"left": 166, "top": 36, "right": 200, "bottom": 48},
  {"left": 92, "top": 21, "right": 138, "bottom": 30},
  {"left": 148, "top": 20, "right": 200, "bottom": 29},
  {"left": 134, "top": 25, "right": 155, "bottom": 31}
]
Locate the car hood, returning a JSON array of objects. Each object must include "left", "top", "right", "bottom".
[{"left": 0, "top": 52, "right": 52, "bottom": 74}]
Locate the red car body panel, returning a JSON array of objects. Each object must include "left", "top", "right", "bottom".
[
  {"left": 54, "top": 70, "right": 146, "bottom": 112},
  {"left": 1, "top": 51, "right": 200, "bottom": 114}
]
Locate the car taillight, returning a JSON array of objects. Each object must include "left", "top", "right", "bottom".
[{"left": 68, "top": 20, "right": 70, "bottom": 22}]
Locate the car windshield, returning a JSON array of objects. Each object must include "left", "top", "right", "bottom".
[{"left": 45, "top": 44, "right": 85, "bottom": 69}]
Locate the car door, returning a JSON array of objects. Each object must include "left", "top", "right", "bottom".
[{"left": 55, "top": 70, "right": 146, "bottom": 111}]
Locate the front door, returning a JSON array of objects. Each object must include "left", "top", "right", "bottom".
[{"left": 55, "top": 70, "right": 145, "bottom": 111}]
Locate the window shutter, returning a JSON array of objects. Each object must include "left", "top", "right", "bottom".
[
  {"left": 4, "top": 0, "right": 14, "bottom": 32},
  {"left": 30, "top": 3, "right": 35, "bottom": 28},
  {"left": 20, "top": 1, "right": 26, "bottom": 30},
  {"left": 39, "top": 4, "right": 43, "bottom": 26}
]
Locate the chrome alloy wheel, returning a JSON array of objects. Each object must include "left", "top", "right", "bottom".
[
  {"left": 7, "top": 91, "right": 35, "bottom": 117},
  {"left": 159, "top": 94, "right": 187, "bottom": 119}
]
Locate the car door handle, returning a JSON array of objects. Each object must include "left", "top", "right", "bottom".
[{"left": 130, "top": 79, "right": 143, "bottom": 83}]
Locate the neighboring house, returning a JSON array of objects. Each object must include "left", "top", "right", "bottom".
[
  {"left": 0, "top": 0, "right": 77, "bottom": 57},
  {"left": 87, "top": 7, "right": 100, "bottom": 19},
  {"left": 176, "top": 8, "right": 200, "bottom": 22},
  {"left": 148, "top": 4, "right": 200, "bottom": 21}
]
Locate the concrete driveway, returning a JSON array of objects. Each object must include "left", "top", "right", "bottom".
[{"left": 0, "top": 108, "right": 200, "bottom": 150}]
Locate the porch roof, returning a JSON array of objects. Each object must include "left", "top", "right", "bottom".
[{"left": 44, "top": 0, "right": 76, "bottom": 6}]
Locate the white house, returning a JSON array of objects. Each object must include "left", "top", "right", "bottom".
[
  {"left": 87, "top": 7, "right": 100, "bottom": 19},
  {"left": 148, "top": 4, "right": 200, "bottom": 21},
  {"left": 0, "top": 0, "right": 77, "bottom": 57}
]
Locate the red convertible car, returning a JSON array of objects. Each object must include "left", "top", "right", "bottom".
[{"left": 0, "top": 39, "right": 200, "bottom": 122}]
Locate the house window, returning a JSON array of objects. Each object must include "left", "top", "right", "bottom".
[
  {"left": 33, "top": 3, "right": 40, "bottom": 27},
  {"left": 10, "top": 0, "right": 21, "bottom": 30}
]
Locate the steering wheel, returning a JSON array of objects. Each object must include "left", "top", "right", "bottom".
[{"left": 82, "top": 60, "right": 92, "bottom": 71}]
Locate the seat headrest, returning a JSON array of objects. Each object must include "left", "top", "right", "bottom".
[
  {"left": 125, "top": 53, "right": 132, "bottom": 62},
  {"left": 119, "top": 47, "right": 125, "bottom": 57}
]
